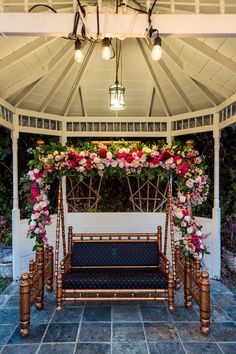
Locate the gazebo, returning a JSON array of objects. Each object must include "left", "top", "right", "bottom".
[{"left": 0, "top": 1, "right": 235, "bottom": 285}]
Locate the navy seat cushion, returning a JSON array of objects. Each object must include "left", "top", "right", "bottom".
[
  {"left": 71, "top": 242, "right": 159, "bottom": 267},
  {"left": 63, "top": 268, "right": 167, "bottom": 289}
]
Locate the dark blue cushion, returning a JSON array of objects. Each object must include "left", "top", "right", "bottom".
[
  {"left": 71, "top": 242, "right": 159, "bottom": 267},
  {"left": 63, "top": 268, "right": 167, "bottom": 289}
]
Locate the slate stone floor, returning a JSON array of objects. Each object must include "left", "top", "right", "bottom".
[{"left": 0, "top": 280, "right": 236, "bottom": 354}]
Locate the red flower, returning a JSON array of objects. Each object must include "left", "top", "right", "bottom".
[
  {"left": 173, "top": 155, "right": 181, "bottom": 165},
  {"left": 99, "top": 147, "right": 107, "bottom": 158},
  {"left": 126, "top": 153, "right": 135, "bottom": 163},
  {"left": 70, "top": 160, "right": 77, "bottom": 168},
  {"left": 176, "top": 162, "right": 190, "bottom": 177}
]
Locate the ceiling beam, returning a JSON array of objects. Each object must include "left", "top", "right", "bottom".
[
  {"left": 192, "top": 79, "right": 221, "bottom": 106},
  {"left": 137, "top": 39, "right": 171, "bottom": 116},
  {"left": 163, "top": 42, "right": 232, "bottom": 99},
  {"left": 61, "top": 43, "right": 94, "bottom": 116},
  {"left": 1, "top": 12, "right": 236, "bottom": 37},
  {"left": 148, "top": 87, "right": 156, "bottom": 117},
  {"left": 0, "top": 68, "right": 45, "bottom": 99},
  {"left": 78, "top": 87, "right": 86, "bottom": 117},
  {"left": 0, "top": 37, "right": 55, "bottom": 72},
  {"left": 144, "top": 41, "right": 194, "bottom": 112},
  {"left": 39, "top": 56, "right": 76, "bottom": 112},
  {"left": 14, "top": 41, "right": 72, "bottom": 106},
  {"left": 180, "top": 37, "right": 236, "bottom": 74}
]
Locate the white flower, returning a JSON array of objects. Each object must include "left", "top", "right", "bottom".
[
  {"left": 196, "top": 230, "right": 202, "bottom": 237},
  {"left": 184, "top": 215, "right": 191, "bottom": 222},
  {"left": 106, "top": 151, "right": 112, "bottom": 160},
  {"left": 30, "top": 220, "right": 36, "bottom": 227},
  {"left": 187, "top": 227, "right": 193, "bottom": 234},
  {"left": 93, "top": 157, "right": 101, "bottom": 164}
]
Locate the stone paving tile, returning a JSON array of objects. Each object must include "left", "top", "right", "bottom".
[
  {"left": 148, "top": 341, "right": 185, "bottom": 354},
  {"left": 74, "top": 343, "right": 111, "bottom": 354},
  {"left": 30, "top": 306, "right": 54, "bottom": 324},
  {"left": 1, "top": 344, "right": 39, "bottom": 354},
  {"left": 51, "top": 306, "right": 82, "bottom": 323},
  {"left": 83, "top": 306, "right": 111, "bottom": 322},
  {"left": 2, "top": 283, "right": 19, "bottom": 296},
  {"left": 8, "top": 324, "right": 47, "bottom": 344},
  {"left": 78, "top": 322, "right": 111, "bottom": 342},
  {"left": 211, "top": 294, "right": 236, "bottom": 306},
  {"left": 112, "top": 306, "right": 141, "bottom": 322},
  {"left": 210, "top": 306, "right": 232, "bottom": 322},
  {"left": 86, "top": 301, "right": 111, "bottom": 307},
  {"left": 183, "top": 342, "right": 222, "bottom": 354},
  {"left": 210, "top": 280, "right": 233, "bottom": 295},
  {"left": 38, "top": 343, "right": 75, "bottom": 354},
  {"left": 144, "top": 322, "right": 178, "bottom": 342},
  {"left": 218, "top": 342, "right": 236, "bottom": 354},
  {"left": 113, "top": 323, "right": 145, "bottom": 342},
  {"left": 2, "top": 297, "right": 19, "bottom": 309},
  {"left": 170, "top": 306, "right": 199, "bottom": 322},
  {"left": 140, "top": 307, "right": 171, "bottom": 322},
  {"left": 0, "top": 325, "right": 16, "bottom": 345},
  {"left": 211, "top": 322, "right": 236, "bottom": 342},
  {"left": 0, "top": 309, "right": 19, "bottom": 325},
  {"left": 175, "top": 323, "right": 215, "bottom": 342},
  {"left": 112, "top": 341, "right": 148, "bottom": 354},
  {"left": 135, "top": 301, "right": 166, "bottom": 308},
  {"left": 43, "top": 323, "right": 79, "bottom": 343},
  {"left": 0, "top": 296, "right": 10, "bottom": 309},
  {"left": 221, "top": 305, "right": 236, "bottom": 321}
]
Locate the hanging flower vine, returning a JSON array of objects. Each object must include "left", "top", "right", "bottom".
[{"left": 21, "top": 141, "right": 210, "bottom": 259}]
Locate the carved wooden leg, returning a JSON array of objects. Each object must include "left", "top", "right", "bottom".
[
  {"left": 184, "top": 260, "right": 192, "bottom": 308},
  {"left": 168, "top": 273, "right": 174, "bottom": 311},
  {"left": 46, "top": 246, "right": 54, "bottom": 292},
  {"left": 200, "top": 271, "right": 210, "bottom": 335},
  {"left": 20, "top": 273, "right": 31, "bottom": 337},
  {"left": 175, "top": 246, "right": 181, "bottom": 290},
  {"left": 56, "top": 275, "right": 63, "bottom": 311},
  {"left": 36, "top": 245, "right": 44, "bottom": 309}
]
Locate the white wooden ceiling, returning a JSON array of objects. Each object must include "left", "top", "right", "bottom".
[{"left": 0, "top": 1, "right": 236, "bottom": 117}]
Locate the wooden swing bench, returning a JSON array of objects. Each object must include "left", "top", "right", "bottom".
[{"left": 56, "top": 225, "right": 175, "bottom": 310}]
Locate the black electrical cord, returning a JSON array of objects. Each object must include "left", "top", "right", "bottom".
[{"left": 29, "top": 4, "right": 57, "bottom": 13}]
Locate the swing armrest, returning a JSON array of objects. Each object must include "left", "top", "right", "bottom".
[
  {"left": 60, "top": 252, "right": 71, "bottom": 276},
  {"left": 159, "top": 253, "right": 170, "bottom": 275}
]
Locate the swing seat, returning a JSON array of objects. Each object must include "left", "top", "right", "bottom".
[{"left": 56, "top": 226, "right": 175, "bottom": 310}]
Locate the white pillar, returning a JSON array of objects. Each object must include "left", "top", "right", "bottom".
[
  {"left": 167, "top": 120, "right": 172, "bottom": 145},
  {"left": 11, "top": 121, "right": 21, "bottom": 280},
  {"left": 60, "top": 121, "right": 68, "bottom": 228},
  {"left": 212, "top": 112, "right": 221, "bottom": 279}
]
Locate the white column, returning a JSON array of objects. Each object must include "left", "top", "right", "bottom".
[
  {"left": 212, "top": 112, "right": 221, "bottom": 279},
  {"left": 60, "top": 121, "right": 68, "bottom": 228},
  {"left": 167, "top": 119, "right": 172, "bottom": 145},
  {"left": 11, "top": 119, "right": 21, "bottom": 280}
]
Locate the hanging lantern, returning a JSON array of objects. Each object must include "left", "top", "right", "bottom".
[
  {"left": 109, "top": 80, "right": 125, "bottom": 110},
  {"left": 109, "top": 39, "right": 125, "bottom": 111}
]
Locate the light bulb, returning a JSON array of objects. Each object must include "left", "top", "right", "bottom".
[
  {"left": 74, "top": 49, "right": 84, "bottom": 63},
  {"left": 102, "top": 38, "right": 112, "bottom": 60},
  {"left": 151, "top": 35, "right": 162, "bottom": 61},
  {"left": 74, "top": 39, "right": 83, "bottom": 63},
  {"left": 102, "top": 45, "right": 112, "bottom": 60}
]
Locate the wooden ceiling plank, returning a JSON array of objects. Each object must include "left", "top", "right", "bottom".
[
  {"left": 137, "top": 38, "right": 171, "bottom": 116},
  {"left": 14, "top": 41, "right": 72, "bottom": 106},
  {"left": 39, "top": 56, "right": 76, "bottom": 112},
  {"left": 164, "top": 42, "right": 231, "bottom": 99},
  {"left": 180, "top": 37, "right": 236, "bottom": 74},
  {"left": 0, "top": 37, "right": 55, "bottom": 72},
  {"left": 61, "top": 43, "right": 94, "bottom": 116}
]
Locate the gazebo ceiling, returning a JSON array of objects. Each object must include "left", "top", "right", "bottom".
[{"left": 0, "top": 1, "right": 236, "bottom": 117}]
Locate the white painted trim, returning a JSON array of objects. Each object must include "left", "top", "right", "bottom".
[
  {"left": 1, "top": 13, "right": 236, "bottom": 36},
  {"left": 219, "top": 115, "right": 236, "bottom": 130}
]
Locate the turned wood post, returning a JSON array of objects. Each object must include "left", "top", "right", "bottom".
[
  {"left": 175, "top": 245, "right": 181, "bottom": 290},
  {"left": 157, "top": 225, "right": 162, "bottom": 253},
  {"left": 56, "top": 275, "right": 63, "bottom": 311},
  {"left": 46, "top": 246, "right": 54, "bottom": 292},
  {"left": 168, "top": 272, "right": 174, "bottom": 311},
  {"left": 35, "top": 245, "right": 44, "bottom": 309},
  {"left": 200, "top": 271, "right": 211, "bottom": 335},
  {"left": 184, "top": 260, "right": 192, "bottom": 308},
  {"left": 68, "top": 226, "right": 73, "bottom": 254},
  {"left": 20, "top": 272, "right": 31, "bottom": 337}
]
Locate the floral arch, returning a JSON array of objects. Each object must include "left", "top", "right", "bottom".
[{"left": 22, "top": 141, "right": 210, "bottom": 260}]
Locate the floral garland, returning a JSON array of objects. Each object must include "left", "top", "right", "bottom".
[{"left": 22, "top": 141, "right": 210, "bottom": 259}]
